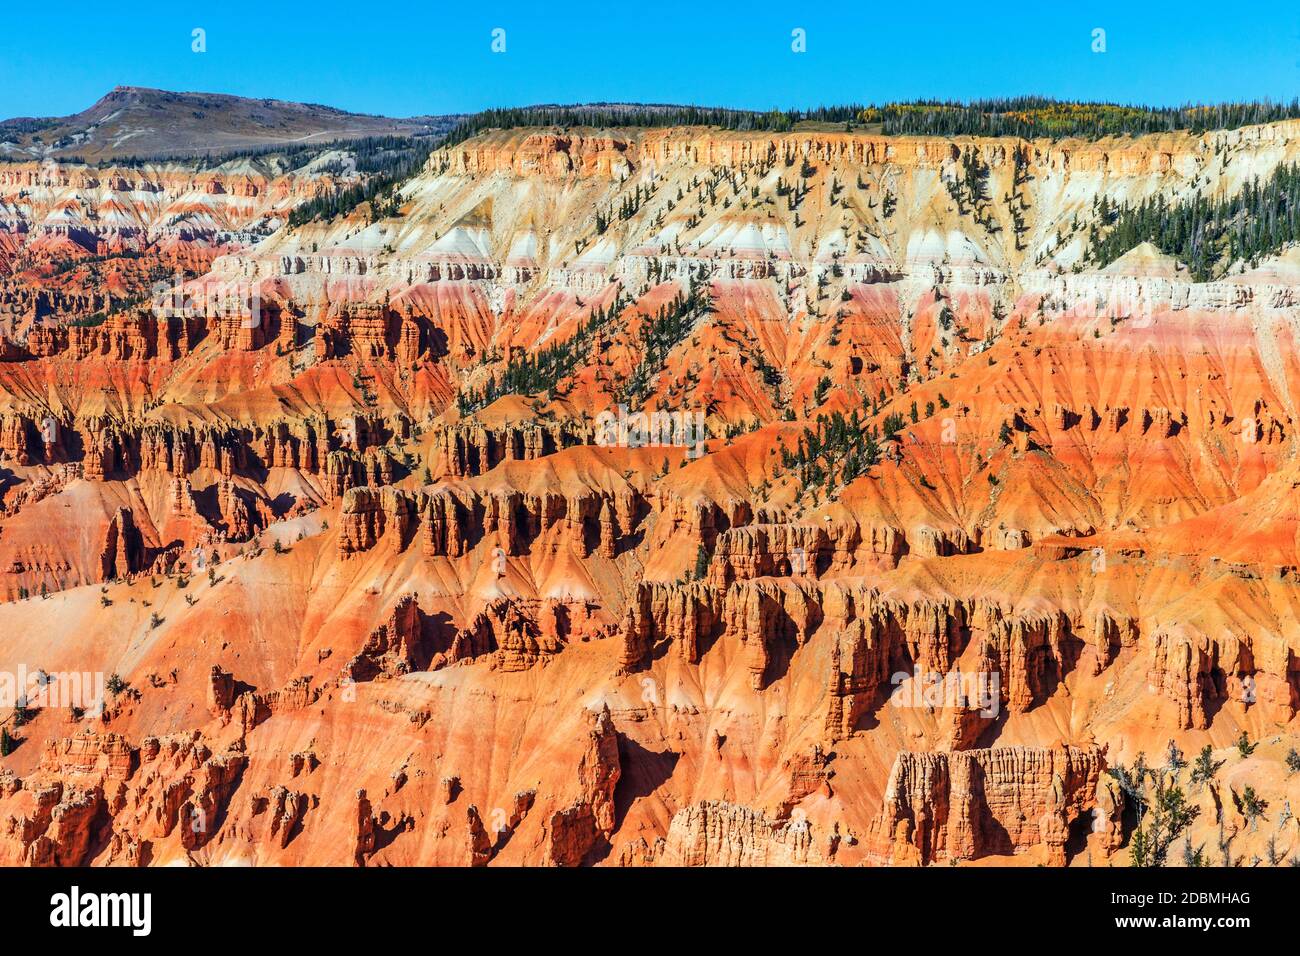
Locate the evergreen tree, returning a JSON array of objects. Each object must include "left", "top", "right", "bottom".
[
  {"left": 1190, "top": 745, "right": 1224, "bottom": 791},
  {"left": 693, "top": 544, "right": 710, "bottom": 581}
]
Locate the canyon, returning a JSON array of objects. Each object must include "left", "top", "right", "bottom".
[{"left": 1, "top": 112, "right": 1299, "bottom": 866}]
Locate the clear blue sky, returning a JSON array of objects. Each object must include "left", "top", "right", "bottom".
[{"left": 2, "top": 1, "right": 1298, "bottom": 119}]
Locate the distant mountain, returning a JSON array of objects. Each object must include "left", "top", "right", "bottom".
[{"left": 0, "top": 86, "right": 459, "bottom": 162}]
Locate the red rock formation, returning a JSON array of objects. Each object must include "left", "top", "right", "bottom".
[
  {"left": 4, "top": 119, "right": 1300, "bottom": 870},
  {"left": 544, "top": 706, "right": 621, "bottom": 866},
  {"left": 99, "top": 507, "right": 143, "bottom": 581},
  {"left": 342, "top": 594, "right": 434, "bottom": 679},
  {"left": 640, "top": 801, "right": 825, "bottom": 866},
  {"left": 868, "top": 745, "right": 1105, "bottom": 865},
  {"left": 465, "top": 805, "right": 493, "bottom": 867}
]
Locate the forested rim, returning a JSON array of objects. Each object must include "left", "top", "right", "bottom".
[
  {"left": 440, "top": 97, "right": 1300, "bottom": 145},
  {"left": 24, "top": 98, "right": 1300, "bottom": 236},
  {"left": 290, "top": 107, "right": 1300, "bottom": 278},
  {"left": 868, "top": 98, "right": 1300, "bottom": 138}
]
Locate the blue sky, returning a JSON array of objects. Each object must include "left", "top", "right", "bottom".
[{"left": 2, "top": 1, "right": 1298, "bottom": 119}]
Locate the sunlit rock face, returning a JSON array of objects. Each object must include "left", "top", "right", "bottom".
[{"left": 2, "top": 117, "right": 1300, "bottom": 866}]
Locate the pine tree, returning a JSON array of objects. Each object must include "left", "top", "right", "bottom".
[
  {"left": 693, "top": 545, "right": 710, "bottom": 581},
  {"left": 1236, "top": 731, "right": 1257, "bottom": 759},
  {"left": 1190, "top": 745, "right": 1224, "bottom": 791}
]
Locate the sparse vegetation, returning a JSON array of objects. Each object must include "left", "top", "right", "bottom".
[
  {"left": 1237, "top": 785, "right": 1268, "bottom": 832},
  {"left": 287, "top": 136, "right": 440, "bottom": 227},
  {"left": 692, "top": 544, "right": 710, "bottom": 582},
  {"left": 1190, "top": 745, "right": 1224, "bottom": 791},
  {"left": 622, "top": 285, "right": 716, "bottom": 406},
  {"left": 1111, "top": 753, "right": 1200, "bottom": 868},
  {"left": 781, "top": 405, "right": 882, "bottom": 496},
  {"left": 1236, "top": 731, "right": 1257, "bottom": 759},
  {"left": 458, "top": 294, "right": 630, "bottom": 413}
]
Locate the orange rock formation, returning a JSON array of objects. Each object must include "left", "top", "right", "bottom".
[{"left": 3, "top": 119, "right": 1300, "bottom": 866}]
